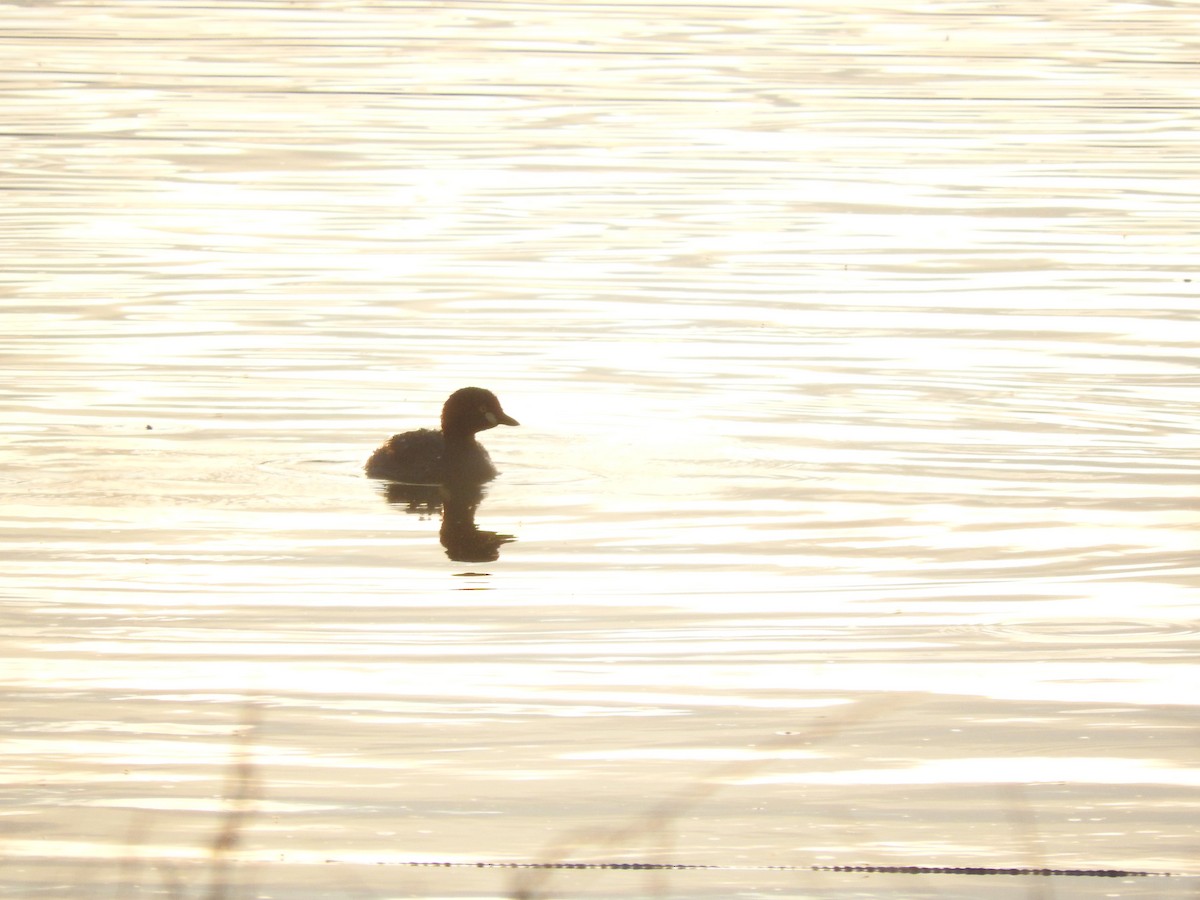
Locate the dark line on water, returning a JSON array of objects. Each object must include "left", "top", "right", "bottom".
[{"left": 346, "top": 859, "right": 1175, "bottom": 878}]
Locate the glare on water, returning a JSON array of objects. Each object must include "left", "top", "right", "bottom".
[{"left": 2, "top": 1, "right": 1199, "bottom": 898}]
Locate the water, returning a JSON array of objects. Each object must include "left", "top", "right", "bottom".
[{"left": 2, "top": 2, "right": 1199, "bottom": 898}]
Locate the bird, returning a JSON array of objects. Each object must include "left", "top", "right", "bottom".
[{"left": 364, "top": 387, "right": 518, "bottom": 484}]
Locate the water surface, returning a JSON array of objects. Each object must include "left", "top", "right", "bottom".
[{"left": 2, "top": 1, "right": 1199, "bottom": 898}]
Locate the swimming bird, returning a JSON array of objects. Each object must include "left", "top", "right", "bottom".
[{"left": 364, "top": 387, "right": 518, "bottom": 484}]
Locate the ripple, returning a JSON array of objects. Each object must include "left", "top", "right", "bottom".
[
  {"left": 272, "top": 455, "right": 593, "bottom": 487},
  {"left": 980, "top": 619, "right": 1199, "bottom": 644}
]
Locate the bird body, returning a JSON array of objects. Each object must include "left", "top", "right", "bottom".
[{"left": 365, "top": 387, "right": 518, "bottom": 484}]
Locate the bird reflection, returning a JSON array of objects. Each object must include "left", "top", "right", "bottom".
[
  {"left": 366, "top": 386, "right": 519, "bottom": 563},
  {"left": 383, "top": 481, "right": 515, "bottom": 563}
]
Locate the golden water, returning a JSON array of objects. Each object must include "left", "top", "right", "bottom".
[{"left": 3, "top": 2, "right": 1199, "bottom": 898}]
